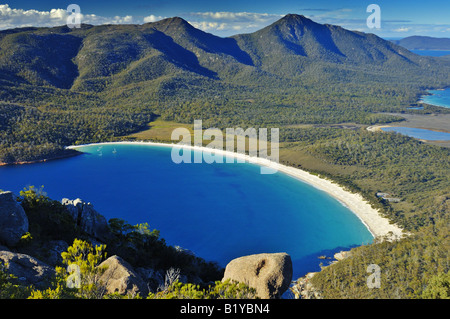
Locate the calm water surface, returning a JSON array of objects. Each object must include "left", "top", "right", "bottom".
[
  {"left": 410, "top": 50, "right": 450, "bottom": 57},
  {"left": 0, "top": 143, "right": 373, "bottom": 278},
  {"left": 381, "top": 127, "right": 450, "bottom": 141},
  {"left": 420, "top": 88, "right": 450, "bottom": 109}
]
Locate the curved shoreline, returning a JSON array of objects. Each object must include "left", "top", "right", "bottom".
[
  {"left": 0, "top": 149, "right": 81, "bottom": 167},
  {"left": 419, "top": 88, "right": 450, "bottom": 109},
  {"left": 67, "top": 141, "right": 405, "bottom": 240}
]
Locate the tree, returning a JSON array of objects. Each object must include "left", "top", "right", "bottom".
[
  {"left": 423, "top": 273, "right": 450, "bottom": 299},
  {"left": 19, "top": 185, "right": 48, "bottom": 209},
  {"left": 60, "top": 239, "right": 108, "bottom": 299},
  {"left": 148, "top": 279, "right": 257, "bottom": 299},
  {"left": 29, "top": 239, "right": 108, "bottom": 299},
  {"left": 0, "top": 262, "right": 30, "bottom": 299}
]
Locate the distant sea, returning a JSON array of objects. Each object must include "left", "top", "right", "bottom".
[
  {"left": 0, "top": 143, "right": 374, "bottom": 278},
  {"left": 420, "top": 88, "right": 450, "bottom": 109},
  {"left": 410, "top": 49, "right": 450, "bottom": 57}
]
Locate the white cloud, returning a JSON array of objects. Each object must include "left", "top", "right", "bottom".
[
  {"left": 191, "top": 11, "right": 280, "bottom": 23},
  {"left": 0, "top": 4, "right": 65, "bottom": 29},
  {"left": 394, "top": 27, "right": 410, "bottom": 32},
  {"left": 0, "top": 4, "right": 149, "bottom": 30},
  {"left": 187, "top": 11, "right": 282, "bottom": 35},
  {"left": 0, "top": 5, "right": 275, "bottom": 35},
  {"left": 2, "top": 4, "right": 449, "bottom": 38},
  {"left": 49, "top": 8, "right": 67, "bottom": 20},
  {"left": 189, "top": 21, "right": 228, "bottom": 31},
  {"left": 143, "top": 14, "right": 164, "bottom": 23}
]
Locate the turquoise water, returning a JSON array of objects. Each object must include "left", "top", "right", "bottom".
[
  {"left": 420, "top": 88, "right": 450, "bottom": 108},
  {"left": 381, "top": 127, "right": 450, "bottom": 141},
  {"left": 0, "top": 143, "right": 373, "bottom": 278},
  {"left": 411, "top": 50, "right": 450, "bottom": 57}
]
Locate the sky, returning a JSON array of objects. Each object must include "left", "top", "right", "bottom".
[{"left": 1, "top": 1, "right": 450, "bottom": 38}]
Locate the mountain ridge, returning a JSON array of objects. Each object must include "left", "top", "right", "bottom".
[
  {"left": 1, "top": 14, "right": 448, "bottom": 92},
  {"left": 392, "top": 35, "right": 450, "bottom": 50}
]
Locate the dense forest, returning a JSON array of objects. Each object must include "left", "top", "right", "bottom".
[
  {"left": 1, "top": 15, "right": 449, "bottom": 164},
  {"left": 0, "top": 14, "right": 449, "bottom": 299},
  {"left": 278, "top": 127, "right": 450, "bottom": 230}
]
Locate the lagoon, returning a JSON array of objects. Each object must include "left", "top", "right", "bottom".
[
  {"left": 0, "top": 143, "right": 373, "bottom": 278},
  {"left": 381, "top": 127, "right": 450, "bottom": 141}
]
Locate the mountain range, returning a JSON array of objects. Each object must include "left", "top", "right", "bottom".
[
  {"left": 1, "top": 14, "right": 449, "bottom": 93},
  {"left": 1, "top": 14, "right": 450, "bottom": 165},
  {"left": 1, "top": 14, "right": 449, "bottom": 302},
  {"left": 392, "top": 36, "right": 450, "bottom": 50}
]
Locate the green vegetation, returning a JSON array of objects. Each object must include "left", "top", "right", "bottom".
[
  {"left": 0, "top": 15, "right": 449, "bottom": 299},
  {"left": 309, "top": 218, "right": 449, "bottom": 298},
  {"left": 0, "top": 262, "right": 31, "bottom": 299},
  {"left": 19, "top": 186, "right": 78, "bottom": 243},
  {"left": 1, "top": 237, "right": 253, "bottom": 299},
  {"left": 11, "top": 186, "right": 223, "bottom": 292},
  {"left": 1, "top": 187, "right": 249, "bottom": 299},
  {"left": 278, "top": 127, "right": 450, "bottom": 231},
  {"left": 1, "top": 15, "right": 449, "bottom": 164},
  {"left": 28, "top": 239, "right": 107, "bottom": 299},
  {"left": 149, "top": 279, "right": 257, "bottom": 299}
]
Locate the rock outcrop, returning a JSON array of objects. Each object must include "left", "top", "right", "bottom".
[
  {"left": 43, "top": 240, "right": 69, "bottom": 266},
  {"left": 222, "top": 252, "right": 293, "bottom": 299},
  {"left": 0, "top": 250, "right": 55, "bottom": 288},
  {"left": 290, "top": 272, "right": 322, "bottom": 299},
  {"left": 334, "top": 250, "right": 352, "bottom": 261},
  {"left": 290, "top": 251, "right": 353, "bottom": 299},
  {"left": 61, "top": 198, "right": 109, "bottom": 241},
  {"left": 0, "top": 191, "right": 29, "bottom": 247},
  {"left": 98, "top": 255, "right": 149, "bottom": 297}
]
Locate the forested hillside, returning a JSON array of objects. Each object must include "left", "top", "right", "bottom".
[
  {"left": 1, "top": 14, "right": 449, "bottom": 164},
  {"left": 0, "top": 14, "right": 449, "bottom": 299}
]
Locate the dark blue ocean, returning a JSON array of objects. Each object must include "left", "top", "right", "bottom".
[{"left": 0, "top": 143, "right": 373, "bottom": 278}]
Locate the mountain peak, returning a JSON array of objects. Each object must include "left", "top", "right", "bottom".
[
  {"left": 164, "top": 16, "right": 190, "bottom": 24},
  {"left": 147, "top": 16, "right": 200, "bottom": 37},
  {"left": 258, "top": 13, "right": 322, "bottom": 38},
  {"left": 276, "top": 14, "right": 317, "bottom": 26},
  {"left": 151, "top": 16, "right": 192, "bottom": 29}
]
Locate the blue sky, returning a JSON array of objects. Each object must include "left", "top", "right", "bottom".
[{"left": 1, "top": 1, "right": 450, "bottom": 37}]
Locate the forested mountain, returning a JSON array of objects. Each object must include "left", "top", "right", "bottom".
[
  {"left": 0, "top": 14, "right": 449, "bottom": 300},
  {"left": 234, "top": 14, "right": 430, "bottom": 72},
  {"left": 0, "top": 15, "right": 448, "bottom": 91},
  {"left": 392, "top": 36, "right": 450, "bottom": 50},
  {"left": 0, "top": 14, "right": 450, "bottom": 164}
]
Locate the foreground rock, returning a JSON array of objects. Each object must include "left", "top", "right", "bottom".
[
  {"left": 61, "top": 198, "right": 109, "bottom": 241},
  {"left": 0, "top": 250, "right": 55, "bottom": 288},
  {"left": 222, "top": 253, "right": 293, "bottom": 299},
  {"left": 0, "top": 191, "right": 29, "bottom": 247},
  {"left": 98, "top": 255, "right": 149, "bottom": 297}
]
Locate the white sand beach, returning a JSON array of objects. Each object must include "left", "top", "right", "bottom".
[
  {"left": 366, "top": 125, "right": 392, "bottom": 132},
  {"left": 68, "top": 141, "right": 405, "bottom": 240}
]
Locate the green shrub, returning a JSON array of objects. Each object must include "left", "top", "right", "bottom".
[
  {"left": 19, "top": 186, "right": 78, "bottom": 242},
  {"left": 148, "top": 279, "right": 257, "bottom": 299}
]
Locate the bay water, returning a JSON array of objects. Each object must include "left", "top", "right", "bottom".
[{"left": 0, "top": 143, "right": 373, "bottom": 278}]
